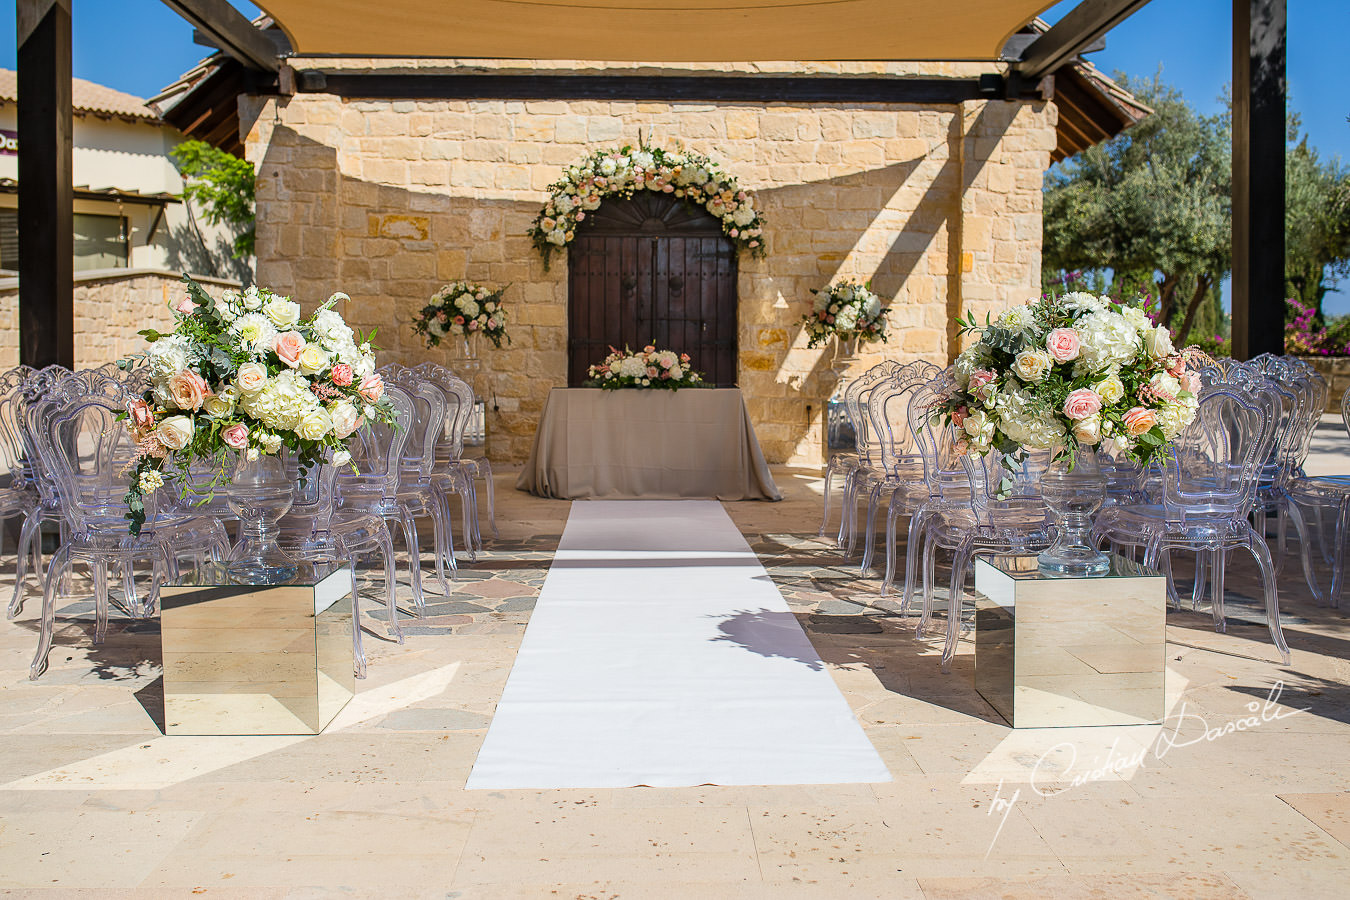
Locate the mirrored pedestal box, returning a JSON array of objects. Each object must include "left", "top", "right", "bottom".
[
  {"left": 161, "top": 563, "right": 354, "bottom": 735},
  {"left": 974, "top": 555, "right": 1166, "bottom": 728}
]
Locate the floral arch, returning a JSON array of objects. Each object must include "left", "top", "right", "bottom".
[{"left": 528, "top": 144, "right": 767, "bottom": 268}]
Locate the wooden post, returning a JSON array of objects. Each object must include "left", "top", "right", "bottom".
[
  {"left": 16, "top": 0, "right": 74, "bottom": 369},
  {"left": 1231, "top": 0, "right": 1286, "bottom": 360}
]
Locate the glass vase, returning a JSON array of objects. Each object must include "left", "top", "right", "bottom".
[
  {"left": 1037, "top": 448, "right": 1111, "bottom": 576},
  {"left": 225, "top": 453, "right": 299, "bottom": 585},
  {"left": 831, "top": 334, "right": 860, "bottom": 383}
]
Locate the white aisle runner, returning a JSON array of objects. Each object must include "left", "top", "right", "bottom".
[{"left": 466, "top": 500, "right": 891, "bottom": 789}]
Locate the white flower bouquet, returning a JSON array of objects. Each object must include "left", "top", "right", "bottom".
[
  {"left": 584, "top": 345, "right": 706, "bottom": 391},
  {"left": 413, "top": 281, "right": 509, "bottom": 349},
  {"left": 800, "top": 279, "right": 890, "bottom": 349},
  {"left": 120, "top": 275, "right": 399, "bottom": 534},
  {"left": 529, "top": 144, "right": 766, "bottom": 268},
  {"left": 936, "top": 292, "right": 1207, "bottom": 465}
]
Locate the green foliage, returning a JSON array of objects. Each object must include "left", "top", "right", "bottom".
[
  {"left": 170, "top": 140, "right": 255, "bottom": 259},
  {"left": 1042, "top": 73, "right": 1230, "bottom": 345},
  {"left": 1285, "top": 123, "right": 1350, "bottom": 316}
]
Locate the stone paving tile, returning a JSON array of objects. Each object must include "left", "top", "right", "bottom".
[{"left": 1, "top": 466, "right": 1349, "bottom": 893}]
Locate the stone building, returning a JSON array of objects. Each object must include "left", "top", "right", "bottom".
[{"left": 160, "top": 47, "right": 1145, "bottom": 465}]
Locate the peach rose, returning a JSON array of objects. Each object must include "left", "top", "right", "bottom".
[
  {"left": 1123, "top": 406, "right": 1158, "bottom": 437},
  {"left": 1062, "top": 388, "right": 1103, "bottom": 421},
  {"left": 358, "top": 373, "right": 384, "bottom": 402},
  {"left": 273, "top": 330, "right": 306, "bottom": 368},
  {"left": 1045, "top": 327, "right": 1081, "bottom": 362},
  {"left": 167, "top": 369, "right": 210, "bottom": 411},
  {"left": 127, "top": 398, "right": 155, "bottom": 431},
  {"left": 221, "top": 422, "right": 249, "bottom": 450},
  {"left": 330, "top": 363, "right": 353, "bottom": 387},
  {"left": 1179, "top": 372, "right": 1201, "bottom": 395},
  {"left": 236, "top": 362, "right": 267, "bottom": 394}
]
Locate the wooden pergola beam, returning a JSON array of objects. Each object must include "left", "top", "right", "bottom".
[
  {"left": 16, "top": 0, "right": 73, "bottom": 369},
  {"left": 1230, "top": 0, "right": 1286, "bottom": 360},
  {"left": 1016, "top": 0, "right": 1153, "bottom": 81},
  {"left": 158, "top": 0, "right": 279, "bottom": 72}
]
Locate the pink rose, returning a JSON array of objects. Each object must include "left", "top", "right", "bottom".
[
  {"left": 646, "top": 367, "right": 658, "bottom": 378},
  {"left": 274, "top": 331, "right": 306, "bottom": 368},
  {"left": 436, "top": 311, "right": 448, "bottom": 323},
  {"left": 221, "top": 422, "right": 249, "bottom": 450},
  {"left": 1123, "top": 406, "right": 1158, "bottom": 437},
  {"left": 467, "top": 320, "right": 479, "bottom": 331},
  {"left": 968, "top": 369, "right": 996, "bottom": 393},
  {"left": 486, "top": 318, "right": 498, "bottom": 329},
  {"left": 1179, "top": 372, "right": 1201, "bottom": 394},
  {"left": 358, "top": 373, "right": 384, "bottom": 403},
  {"left": 1164, "top": 354, "right": 1186, "bottom": 377},
  {"left": 172, "top": 295, "right": 197, "bottom": 316},
  {"left": 1062, "top": 388, "right": 1103, "bottom": 421},
  {"left": 1045, "top": 327, "right": 1081, "bottom": 362},
  {"left": 167, "top": 369, "right": 210, "bottom": 411},
  {"left": 127, "top": 398, "right": 155, "bottom": 431},
  {"left": 330, "top": 363, "right": 353, "bottom": 387}
]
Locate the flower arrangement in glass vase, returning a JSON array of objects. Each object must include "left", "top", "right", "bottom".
[
  {"left": 584, "top": 345, "right": 706, "bottom": 391},
  {"left": 800, "top": 279, "right": 890, "bottom": 349},
  {"left": 935, "top": 291, "right": 1209, "bottom": 575},
  {"left": 121, "top": 275, "right": 399, "bottom": 536},
  {"left": 412, "top": 281, "right": 509, "bottom": 350},
  {"left": 529, "top": 143, "right": 766, "bottom": 268}
]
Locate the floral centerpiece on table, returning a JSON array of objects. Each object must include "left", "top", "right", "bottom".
[
  {"left": 413, "top": 281, "right": 509, "bottom": 349},
  {"left": 800, "top": 279, "right": 890, "bottom": 349},
  {"left": 936, "top": 292, "right": 1206, "bottom": 465},
  {"left": 120, "top": 275, "right": 399, "bottom": 534},
  {"left": 584, "top": 345, "right": 706, "bottom": 391},
  {"left": 529, "top": 144, "right": 766, "bottom": 268}
]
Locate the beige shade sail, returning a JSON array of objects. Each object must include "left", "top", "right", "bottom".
[{"left": 254, "top": 0, "right": 1058, "bottom": 62}]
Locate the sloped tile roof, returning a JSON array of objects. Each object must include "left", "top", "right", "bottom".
[{"left": 0, "top": 68, "right": 160, "bottom": 122}]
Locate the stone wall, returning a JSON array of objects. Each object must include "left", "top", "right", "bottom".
[
  {"left": 0, "top": 269, "right": 241, "bottom": 370},
  {"left": 1294, "top": 356, "right": 1350, "bottom": 414},
  {"left": 243, "top": 70, "right": 1056, "bottom": 464}
]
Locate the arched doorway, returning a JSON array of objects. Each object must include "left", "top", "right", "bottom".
[{"left": 567, "top": 192, "right": 738, "bottom": 386}]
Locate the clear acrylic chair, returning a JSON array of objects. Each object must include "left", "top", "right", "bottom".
[
  {"left": 413, "top": 360, "right": 497, "bottom": 549},
  {"left": 928, "top": 449, "right": 1053, "bottom": 670},
  {"left": 28, "top": 390, "right": 229, "bottom": 679},
  {"left": 818, "top": 360, "right": 901, "bottom": 540},
  {"left": 857, "top": 362, "right": 941, "bottom": 573},
  {"left": 1093, "top": 382, "right": 1290, "bottom": 664},
  {"left": 0, "top": 366, "right": 40, "bottom": 596},
  {"left": 336, "top": 383, "right": 445, "bottom": 615},
  {"left": 841, "top": 360, "right": 938, "bottom": 560},
  {"left": 1288, "top": 384, "right": 1350, "bottom": 607}
]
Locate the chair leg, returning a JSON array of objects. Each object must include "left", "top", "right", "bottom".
[
  {"left": 1281, "top": 499, "right": 1322, "bottom": 605},
  {"left": 1330, "top": 499, "right": 1349, "bottom": 609},
  {"left": 880, "top": 496, "right": 904, "bottom": 597},
  {"left": 818, "top": 464, "right": 836, "bottom": 537},
  {"left": 376, "top": 527, "right": 404, "bottom": 644},
  {"left": 425, "top": 495, "right": 454, "bottom": 592},
  {"left": 29, "top": 545, "right": 71, "bottom": 680},
  {"left": 347, "top": 559, "right": 367, "bottom": 680},
  {"left": 1191, "top": 551, "right": 1206, "bottom": 610},
  {"left": 859, "top": 484, "right": 884, "bottom": 574},
  {"left": 901, "top": 510, "right": 928, "bottom": 618},
  {"left": 1248, "top": 531, "right": 1291, "bottom": 664},
  {"left": 398, "top": 510, "right": 427, "bottom": 617},
  {"left": 917, "top": 525, "right": 938, "bottom": 638},
  {"left": 93, "top": 559, "right": 109, "bottom": 644},
  {"left": 8, "top": 508, "right": 41, "bottom": 619},
  {"left": 478, "top": 462, "right": 498, "bottom": 540},
  {"left": 1211, "top": 549, "right": 1227, "bottom": 633},
  {"left": 838, "top": 473, "right": 858, "bottom": 551},
  {"left": 942, "top": 542, "right": 975, "bottom": 672}
]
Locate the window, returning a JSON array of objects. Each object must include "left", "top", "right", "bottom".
[
  {"left": 0, "top": 210, "right": 17, "bottom": 271},
  {"left": 73, "top": 213, "right": 129, "bottom": 271}
]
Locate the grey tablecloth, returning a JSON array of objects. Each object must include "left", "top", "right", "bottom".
[{"left": 516, "top": 388, "right": 782, "bottom": 501}]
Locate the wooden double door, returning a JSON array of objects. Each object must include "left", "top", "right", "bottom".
[{"left": 567, "top": 193, "right": 738, "bottom": 386}]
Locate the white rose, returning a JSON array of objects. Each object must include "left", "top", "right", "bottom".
[
  {"left": 295, "top": 408, "right": 333, "bottom": 441},
  {"left": 155, "top": 415, "right": 195, "bottom": 451},
  {"left": 297, "top": 345, "right": 330, "bottom": 376},
  {"left": 1148, "top": 372, "right": 1181, "bottom": 399},
  {"left": 1012, "top": 350, "right": 1052, "bottom": 383},
  {"left": 203, "top": 389, "right": 236, "bottom": 418},
  {"left": 1120, "top": 304, "right": 1150, "bottom": 332},
  {"left": 1093, "top": 374, "right": 1125, "bottom": 405},
  {"left": 241, "top": 285, "right": 263, "bottom": 311},
  {"left": 1072, "top": 414, "right": 1103, "bottom": 445},
  {"left": 329, "top": 400, "right": 361, "bottom": 439},
  {"left": 263, "top": 296, "right": 301, "bottom": 329},
  {"left": 332, "top": 449, "right": 352, "bottom": 468},
  {"left": 732, "top": 206, "right": 755, "bottom": 227},
  {"left": 1144, "top": 326, "right": 1175, "bottom": 358},
  {"left": 236, "top": 362, "right": 268, "bottom": 394}
]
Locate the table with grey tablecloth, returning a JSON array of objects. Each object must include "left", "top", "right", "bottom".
[{"left": 515, "top": 388, "right": 782, "bottom": 501}]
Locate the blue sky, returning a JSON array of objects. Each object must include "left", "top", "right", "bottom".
[{"left": 1, "top": 0, "right": 1346, "bottom": 310}]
